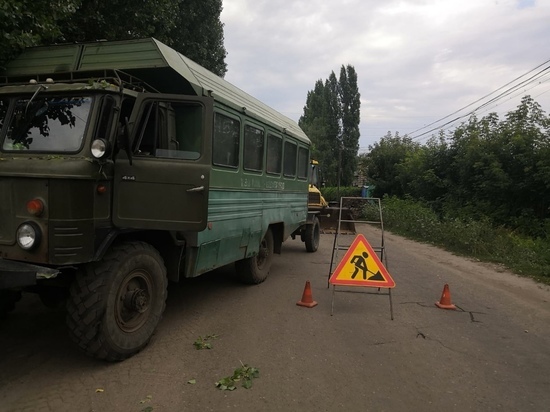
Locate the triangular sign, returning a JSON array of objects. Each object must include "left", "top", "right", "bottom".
[{"left": 329, "top": 234, "right": 395, "bottom": 288}]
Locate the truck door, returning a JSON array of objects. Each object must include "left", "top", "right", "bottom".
[{"left": 113, "top": 94, "right": 213, "bottom": 232}]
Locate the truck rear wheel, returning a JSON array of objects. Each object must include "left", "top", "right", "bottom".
[
  {"left": 235, "top": 228, "right": 274, "bottom": 284},
  {"left": 66, "top": 241, "right": 167, "bottom": 361},
  {"left": 304, "top": 216, "right": 320, "bottom": 253}
]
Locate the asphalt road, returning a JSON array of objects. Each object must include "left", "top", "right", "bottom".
[{"left": 1, "top": 225, "right": 549, "bottom": 412}]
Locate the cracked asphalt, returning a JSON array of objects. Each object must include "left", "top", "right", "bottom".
[{"left": 1, "top": 224, "right": 549, "bottom": 411}]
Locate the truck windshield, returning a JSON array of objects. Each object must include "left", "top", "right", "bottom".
[{"left": 0, "top": 95, "right": 92, "bottom": 152}]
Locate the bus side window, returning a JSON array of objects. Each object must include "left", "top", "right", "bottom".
[
  {"left": 266, "top": 134, "right": 282, "bottom": 174},
  {"left": 297, "top": 147, "right": 309, "bottom": 179},
  {"left": 243, "top": 124, "right": 264, "bottom": 172},
  {"left": 283, "top": 141, "right": 297, "bottom": 177},
  {"left": 213, "top": 112, "right": 240, "bottom": 167}
]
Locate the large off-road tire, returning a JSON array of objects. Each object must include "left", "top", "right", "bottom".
[
  {"left": 235, "top": 228, "right": 274, "bottom": 284},
  {"left": 0, "top": 290, "right": 22, "bottom": 319},
  {"left": 304, "top": 216, "right": 320, "bottom": 253},
  {"left": 66, "top": 241, "right": 168, "bottom": 361}
]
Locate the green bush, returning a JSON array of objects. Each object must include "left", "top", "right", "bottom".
[
  {"left": 321, "top": 186, "right": 362, "bottom": 202},
  {"left": 379, "top": 196, "right": 550, "bottom": 284}
]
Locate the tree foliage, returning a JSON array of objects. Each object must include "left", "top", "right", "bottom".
[
  {"left": 339, "top": 65, "right": 361, "bottom": 187},
  {"left": 365, "top": 96, "right": 550, "bottom": 237},
  {"left": 0, "top": 0, "right": 77, "bottom": 66},
  {"left": 299, "top": 65, "right": 361, "bottom": 186},
  {"left": 366, "top": 132, "right": 420, "bottom": 197},
  {"left": 0, "top": 0, "right": 227, "bottom": 77}
]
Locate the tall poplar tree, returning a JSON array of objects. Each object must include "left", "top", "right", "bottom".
[
  {"left": 323, "top": 72, "right": 342, "bottom": 185},
  {"left": 299, "top": 65, "right": 361, "bottom": 186},
  {"left": 339, "top": 65, "right": 361, "bottom": 186}
]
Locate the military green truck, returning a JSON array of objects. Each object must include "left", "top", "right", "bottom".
[{"left": 0, "top": 38, "right": 318, "bottom": 360}]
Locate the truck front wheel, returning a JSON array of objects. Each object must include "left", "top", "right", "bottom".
[{"left": 66, "top": 241, "right": 168, "bottom": 361}]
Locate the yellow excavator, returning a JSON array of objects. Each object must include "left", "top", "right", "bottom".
[{"left": 308, "top": 160, "right": 356, "bottom": 234}]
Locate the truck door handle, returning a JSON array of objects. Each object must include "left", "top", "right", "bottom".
[{"left": 187, "top": 186, "right": 205, "bottom": 193}]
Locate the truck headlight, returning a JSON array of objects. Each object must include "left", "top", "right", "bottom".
[
  {"left": 17, "top": 222, "right": 41, "bottom": 250},
  {"left": 91, "top": 139, "right": 110, "bottom": 159}
]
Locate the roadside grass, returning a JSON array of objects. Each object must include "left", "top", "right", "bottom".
[{"left": 370, "top": 197, "right": 550, "bottom": 285}]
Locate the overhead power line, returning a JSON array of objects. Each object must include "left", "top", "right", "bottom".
[
  {"left": 446, "top": 74, "right": 550, "bottom": 129},
  {"left": 407, "top": 58, "right": 550, "bottom": 140}
]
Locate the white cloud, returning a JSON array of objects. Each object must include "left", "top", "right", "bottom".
[{"left": 221, "top": 0, "right": 550, "bottom": 151}]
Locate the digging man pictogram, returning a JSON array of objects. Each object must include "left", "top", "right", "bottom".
[
  {"left": 350, "top": 251, "right": 385, "bottom": 281},
  {"left": 351, "top": 252, "right": 369, "bottom": 279}
]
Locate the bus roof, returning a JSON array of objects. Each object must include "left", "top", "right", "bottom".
[{"left": 2, "top": 38, "right": 310, "bottom": 144}]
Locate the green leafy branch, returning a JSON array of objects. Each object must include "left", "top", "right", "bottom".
[
  {"left": 193, "top": 334, "right": 218, "bottom": 350},
  {"left": 215, "top": 362, "right": 259, "bottom": 391}
]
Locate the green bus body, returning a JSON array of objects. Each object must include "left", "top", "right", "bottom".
[{"left": 0, "top": 39, "right": 318, "bottom": 360}]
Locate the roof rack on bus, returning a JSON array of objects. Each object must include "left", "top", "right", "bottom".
[{"left": 0, "top": 69, "right": 159, "bottom": 93}]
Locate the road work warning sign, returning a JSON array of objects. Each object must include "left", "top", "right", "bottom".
[{"left": 329, "top": 234, "right": 395, "bottom": 288}]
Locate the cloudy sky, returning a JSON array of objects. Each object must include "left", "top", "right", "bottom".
[{"left": 220, "top": 0, "right": 550, "bottom": 152}]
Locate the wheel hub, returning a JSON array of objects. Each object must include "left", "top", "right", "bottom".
[{"left": 124, "top": 288, "right": 148, "bottom": 313}]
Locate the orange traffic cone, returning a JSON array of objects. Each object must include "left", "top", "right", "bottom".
[
  {"left": 297, "top": 281, "right": 318, "bottom": 308},
  {"left": 435, "top": 284, "right": 457, "bottom": 310}
]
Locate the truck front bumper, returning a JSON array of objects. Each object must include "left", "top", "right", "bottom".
[{"left": 0, "top": 259, "right": 60, "bottom": 289}]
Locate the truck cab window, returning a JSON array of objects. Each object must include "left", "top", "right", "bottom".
[
  {"left": 95, "top": 95, "right": 115, "bottom": 141},
  {"left": 0, "top": 98, "right": 8, "bottom": 130},
  {"left": 161, "top": 101, "right": 203, "bottom": 160},
  {"left": 135, "top": 102, "right": 161, "bottom": 156},
  {"left": 133, "top": 100, "right": 203, "bottom": 160},
  {"left": 2, "top": 96, "right": 92, "bottom": 152}
]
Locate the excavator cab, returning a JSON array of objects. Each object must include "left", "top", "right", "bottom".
[
  {"left": 308, "top": 160, "right": 356, "bottom": 234},
  {"left": 308, "top": 160, "right": 329, "bottom": 209}
]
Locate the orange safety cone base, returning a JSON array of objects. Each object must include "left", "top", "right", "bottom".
[
  {"left": 297, "top": 281, "right": 318, "bottom": 308},
  {"left": 435, "top": 284, "right": 457, "bottom": 310},
  {"left": 435, "top": 301, "right": 456, "bottom": 310},
  {"left": 297, "top": 299, "right": 318, "bottom": 308}
]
